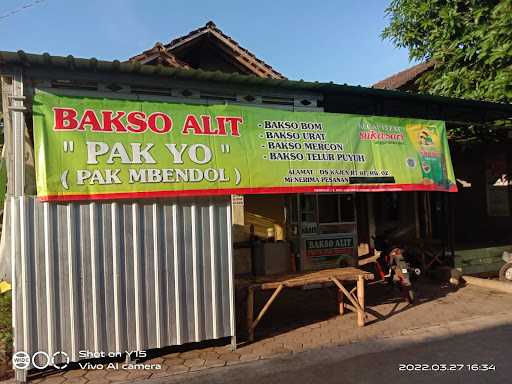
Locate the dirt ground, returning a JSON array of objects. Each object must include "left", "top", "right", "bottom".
[{"left": 239, "top": 278, "right": 512, "bottom": 343}]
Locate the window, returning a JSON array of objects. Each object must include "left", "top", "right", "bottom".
[
  {"left": 340, "top": 194, "right": 355, "bottom": 222},
  {"left": 318, "top": 194, "right": 339, "bottom": 223},
  {"left": 288, "top": 194, "right": 356, "bottom": 235},
  {"left": 300, "top": 195, "right": 317, "bottom": 235}
]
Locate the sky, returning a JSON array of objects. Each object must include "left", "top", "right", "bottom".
[{"left": 0, "top": 0, "right": 416, "bottom": 86}]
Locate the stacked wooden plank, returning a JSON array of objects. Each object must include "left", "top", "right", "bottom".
[{"left": 455, "top": 245, "right": 511, "bottom": 274}]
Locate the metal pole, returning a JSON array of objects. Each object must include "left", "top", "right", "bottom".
[
  {"left": 9, "top": 69, "right": 25, "bottom": 196},
  {"left": 4, "top": 69, "right": 28, "bottom": 383},
  {"left": 447, "top": 193, "right": 455, "bottom": 267}
]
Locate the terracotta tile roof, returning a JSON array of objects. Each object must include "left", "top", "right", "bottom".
[
  {"left": 130, "top": 21, "right": 285, "bottom": 79},
  {"left": 129, "top": 42, "right": 190, "bottom": 69},
  {"left": 373, "top": 61, "right": 434, "bottom": 90}
]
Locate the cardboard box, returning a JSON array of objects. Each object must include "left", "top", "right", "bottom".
[
  {"left": 234, "top": 247, "right": 252, "bottom": 276},
  {"left": 253, "top": 242, "right": 291, "bottom": 276}
]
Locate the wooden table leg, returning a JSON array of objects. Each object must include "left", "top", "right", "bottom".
[
  {"left": 331, "top": 277, "right": 363, "bottom": 325},
  {"left": 247, "top": 284, "right": 284, "bottom": 342},
  {"left": 357, "top": 275, "right": 365, "bottom": 327},
  {"left": 253, "top": 285, "right": 283, "bottom": 327},
  {"left": 337, "top": 289, "right": 344, "bottom": 316},
  {"left": 247, "top": 286, "right": 254, "bottom": 342}
]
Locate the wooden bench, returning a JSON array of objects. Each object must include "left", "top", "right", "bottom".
[{"left": 245, "top": 267, "right": 374, "bottom": 342}]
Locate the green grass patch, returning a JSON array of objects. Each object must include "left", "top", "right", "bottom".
[{"left": 0, "top": 292, "right": 12, "bottom": 354}]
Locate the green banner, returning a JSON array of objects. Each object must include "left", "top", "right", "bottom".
[{"left": 33, "top": 91, "right": 456, "bottom": 201}]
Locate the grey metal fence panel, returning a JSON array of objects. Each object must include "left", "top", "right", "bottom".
[{"left": 8, "top": 196, "right": 234, "bottom": 363}]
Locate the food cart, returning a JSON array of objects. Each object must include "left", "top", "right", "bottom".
[{"left": 287, "top": 193, "right": 358, "bottom": 271}]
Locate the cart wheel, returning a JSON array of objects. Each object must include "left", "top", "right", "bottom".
[{"left": 499, "top": 263, "right": 512, "bottom": 282}]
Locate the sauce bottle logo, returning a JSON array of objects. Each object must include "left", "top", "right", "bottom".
[
  {"left": 406, "top": 124, "right": 447, "bottom": 187},
  {"left": 419, "top": 129, "right": 434, "bottom": 146}
]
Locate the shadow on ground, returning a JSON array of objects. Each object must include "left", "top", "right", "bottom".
[{"left": 239, "top": 278, "right": 460, "bottom": 341}]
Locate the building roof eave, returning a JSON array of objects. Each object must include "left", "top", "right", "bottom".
[{"left": 1, "top": 50, "right": 511, "bottom": 125}]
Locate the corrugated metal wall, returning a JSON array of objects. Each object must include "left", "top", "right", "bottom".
[
  {"left": 7, "top": 196, "right": 235, "bottom": 362},
  {"left": 0, "top": 73, "right": 321, "bottom": 381}
]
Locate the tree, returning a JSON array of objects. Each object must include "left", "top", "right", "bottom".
[{"left": 383, "top": 0, "right": 512, "bottom": 104}]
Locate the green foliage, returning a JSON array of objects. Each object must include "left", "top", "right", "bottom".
[
  {"left": 383, "top": 0, "right": 512, "bottom": 103},
  {"left": 0, "top": 292, "right": 11, "bottom": 353}
]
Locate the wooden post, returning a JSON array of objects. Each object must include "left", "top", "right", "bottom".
[
  {"left": 414, "top": 192, "right": 420, "bottom": 239},
  {"left": 367, "top": 194, "right": 376, "bottom": 249},
  {"left": 247, "top": 286, "right": 254, "bottom": 342},
  {"left": 337, "top": 289, "right": 344, "bottom": 315},
  {"left": 357, "top": 275, "right": 365, "bottom": 327},
  {"left": 463, "top": 275, "right": 512, "bottom": 294},
  {"left": 331, "top": 277, "right": 361, "bottom": 312},
  {"left": 252, "top": 285, "right": 283, "bottom": 329},
  {"left": 247, "top": 284, "right": 284, "bottom": 342}
]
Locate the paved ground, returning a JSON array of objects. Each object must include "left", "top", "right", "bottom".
[
  {"left": 148, "top": 313, "right": 512, "bottom": 384},
  {"left": 5, "top": 280, "right": 512, "bottom": 383}
]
